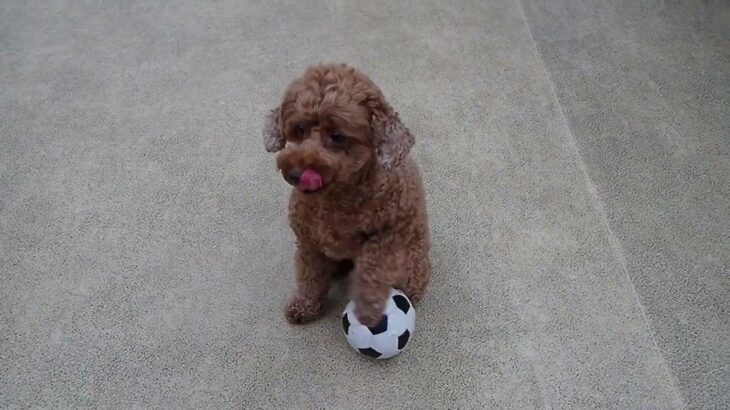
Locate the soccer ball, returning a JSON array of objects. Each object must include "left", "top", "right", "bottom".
[{"left": 341, "top": 288, "right": 415, "bottom": 359}]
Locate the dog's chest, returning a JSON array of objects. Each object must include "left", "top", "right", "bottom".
[
  {"left": 317, "top": 223, "right": 362, "bottom": 259},
  {"left": 290, "top": 202, "right": 372, "bottom": 260}
]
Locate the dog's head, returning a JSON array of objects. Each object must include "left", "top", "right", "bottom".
[{"left": 262, "top": 64, "right": 414, "bottom": 193}]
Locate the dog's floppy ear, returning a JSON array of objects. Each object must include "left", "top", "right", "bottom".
[
  {"left": 263, "top": 107, "right": 285, "bottom": 152},
  {"left": 374, "top": 110, "right": 415, "bottom": 169}
]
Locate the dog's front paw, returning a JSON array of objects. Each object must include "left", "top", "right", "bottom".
[
  {"left": 355, "top": 301, "right": 385, "bottom": 327},
  {"left": 284, "top": 296, "right": 324, "bottom": 324}
]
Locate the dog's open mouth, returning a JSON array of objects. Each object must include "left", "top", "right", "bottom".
[{"left": 297, "top": 169, "right": 323, "bottom": 193}]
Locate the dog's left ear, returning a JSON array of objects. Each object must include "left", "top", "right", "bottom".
[
  {"left": 263, "top": 107, "right": 285, "bottom": 152},
  {"left": 375, "top": 111, "right": 415, "bottom": 169}
]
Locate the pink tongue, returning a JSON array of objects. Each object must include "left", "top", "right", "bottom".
[{"left": 297, "top": 169, "right": 323, "bottom": 192}]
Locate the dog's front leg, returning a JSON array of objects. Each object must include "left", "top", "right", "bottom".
[
  {"left": 284, "top": 244, "right": 332, "bottom": 324},
  {"left": 352, "top": 241, "right": 398, "bottom": 327}
]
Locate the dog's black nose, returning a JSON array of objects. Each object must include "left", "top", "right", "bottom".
[{"left": 284, "top": 169, "right": 301, "bottom": 186}]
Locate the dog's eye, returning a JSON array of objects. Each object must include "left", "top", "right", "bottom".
[
  {"left": 329, "top": 131, "right": 345, "bottom": 143},
  {"left": 295, "top": 124, "right": 305, "bottom": 136}
]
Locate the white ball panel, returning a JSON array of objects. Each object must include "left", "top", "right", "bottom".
[
  {"left": 384, "top": 309, "right": 407, "bottom": 336},
  {"left": 346, "top": 322, "right": 373, "bottom": 349},
  {"left": 371, "top": 333, "right": 400, "bottom": 359},
  {"left": 404, "top": 306, "right": 416, "bottom": 333},
  {"left": 343, "top": 301, "right": 360, "bottom": 324}
]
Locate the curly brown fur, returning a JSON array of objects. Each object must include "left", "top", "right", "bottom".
[{"left": 263, "top": 64, "right": 431, "bottom": 326}]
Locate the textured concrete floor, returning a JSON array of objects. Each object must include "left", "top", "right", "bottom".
[
  {"left": 521, "top": 2, "right": 730, "bottom": 408},
  {"left": 1, "top": 0, "right": 727, "bottom": 408}
]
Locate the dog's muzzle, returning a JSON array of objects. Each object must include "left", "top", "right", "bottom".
[{"left": 284, "top": 168, "right": 323, "bottom": 192}]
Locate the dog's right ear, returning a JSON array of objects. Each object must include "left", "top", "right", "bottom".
[{"left": 263, "top": 107, "right": 285, "bottom": 152}]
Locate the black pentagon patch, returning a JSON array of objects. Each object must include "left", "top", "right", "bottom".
[
  {"left": 397, "top": 329, "right": 411, "bottom": 349},
  {"left": 359, "top": 347, "right": 382, "bottom": 358},
  {"left": 368, "top": 315, "right": 388, "bottom": 335},
  {"left": 393, "top": 294, "right": 411, "bottom": 314},
  {"left": 342, "top": 314, "right": 350, "bottom": 335}
]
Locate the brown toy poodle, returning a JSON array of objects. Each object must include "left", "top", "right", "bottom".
[{"left": 262, "top": 64, "right": 431, "bottom": 327}]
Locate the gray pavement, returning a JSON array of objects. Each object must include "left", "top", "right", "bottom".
[{"left": 1, "top": 0, "right": 727, "bottom": 408}]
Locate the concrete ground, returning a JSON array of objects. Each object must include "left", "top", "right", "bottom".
[{"left": 1, "top": 0, "right": 727, "bottom": 408}]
